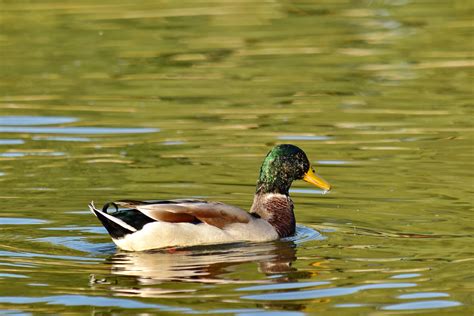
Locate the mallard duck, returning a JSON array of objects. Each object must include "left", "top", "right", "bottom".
[{"left": 89, "top": 144, "right": 331, "bottom": 251}]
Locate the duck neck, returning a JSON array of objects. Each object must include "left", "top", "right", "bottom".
[
  {"left": 250, "top": 192, "right": 295, "bottom": 238},
  {"left": 255, "top": 180, "right": 291, "bottom": 196}
]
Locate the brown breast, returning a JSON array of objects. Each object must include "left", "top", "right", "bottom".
[{"left": 250, "top": 193, "right": 295, "bottom": 238}]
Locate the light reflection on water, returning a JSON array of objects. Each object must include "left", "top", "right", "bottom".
[
  {"left": 0, "top": 218, "right": 47, "bottom": 225},
  {"left": 32, "top": 136, "right": 91, "bottom": 142},
  {"left": 0, "top": 152, "right": 65, "bottom": 157},
  {"left": 382, "top": 300, "right": 462, "bottom": 311},
  {"left": 0, "top": 139, "right": 24, "bottom": 145},
  {"left": 0, "top": 126, "right": 159, "bottom": 134},
  {"left": 0, "top": 116, "right": 77, "bottom": 126},
  {"left": 241, "top": 282, "right": 418, "bottom": 301}
]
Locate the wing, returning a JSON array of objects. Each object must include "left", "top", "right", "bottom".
[{"left": 115, "top": 199, "right": 251, "bottom": 229}]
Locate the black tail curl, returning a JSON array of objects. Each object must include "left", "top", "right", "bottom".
[{"left": 102, "top": 202, "right": 119, "bottom": 214}]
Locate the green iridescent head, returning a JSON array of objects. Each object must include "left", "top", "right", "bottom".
[{"left": 256, "top": 144, "right": 331, "bottom": 195}]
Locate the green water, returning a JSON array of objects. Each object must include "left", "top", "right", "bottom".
[{"left": 0, "top": 0, "right": 473, "bottom": 314}]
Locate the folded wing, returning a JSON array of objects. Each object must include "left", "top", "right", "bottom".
[{"left": 115, "top": 199, "right": 251, "bottom": 229}]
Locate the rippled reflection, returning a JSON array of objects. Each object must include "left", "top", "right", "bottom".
[
  {"left": 107, "top": 241, "right": 297, "bottom": 284},
  {"left": 91, "top": 226, "right": 322, "bottom": 290}
]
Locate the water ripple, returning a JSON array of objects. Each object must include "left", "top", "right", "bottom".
[
  {"left": 0, "top": 273, "right": 28, "bottom": 279},
  {"left": 237, "top": 281, "right": 330, "bottom": 292},
  {"left": 0, "top": 139, "right": 24, "bottom": 145},
  {"left": 277, "top": 135, "right": 332, "bottom": 141},
  {"left": 382, "top": 300, "right": 462, "bottom": 310},
  {"left": 0, "top": 295, "right": 181, "bottom": 310},
  {"left": 0, "top": 152, "right": 65, "bottom": 158},
  {"left": 391, "top": 273, "right": 421, "bottom": 279},
  {"left": 0, "top": 218, "right": 47, "bottom": 225},
  {"left": 32, "top": 136, "right": 91, "bottom": 142},
  {"left": 242, "top": 282, "right": 417, "bottom": 301},
  {"left": 0, "top": 126, "right": 159, "bottom": 135},
  {"left": 283, "top": 225, "right": 325, "bottom": 244},
  {"left": 398, "top": 292, "right": 450, "bottom": 299},
  {"left": 0, "top": 250, "right": 101, "bottom": 262},
  {"left": 0, "top": 116, "right": 77, "bottom": 126}
]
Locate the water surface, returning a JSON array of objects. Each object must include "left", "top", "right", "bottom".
[{"left": 0, "top": 0, "right": 472, "bottom": 314}]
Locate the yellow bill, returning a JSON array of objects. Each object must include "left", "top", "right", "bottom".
[{"left": 303, "top": 168, "right": 331, "bottom": 191}]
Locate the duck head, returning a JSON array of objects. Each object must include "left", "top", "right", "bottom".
[{"left": 256, "top": 144, "right": 331, "bottom": 195}]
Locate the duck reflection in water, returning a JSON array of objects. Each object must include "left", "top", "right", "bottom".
[{"left": 100, "top": 240, "right": 309, "bottom": 296}]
